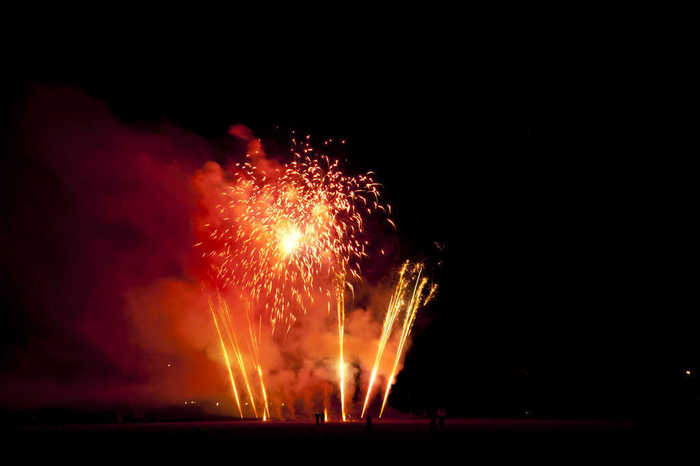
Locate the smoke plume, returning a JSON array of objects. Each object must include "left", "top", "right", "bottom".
[{"left": 1, "top": 87, "right": 409, "bottom": 419}]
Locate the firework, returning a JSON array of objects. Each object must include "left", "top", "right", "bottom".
[
  {"left": 208, "top": 299, "right": 243, "bottom": 418},
  {"left": 197, "top": 139, "right": 386, "bottom": 333},
  {"left": 359, "top": 262, "right": 437, "bottom": 418},
  {"left": 219, "top": 298, "right": 259, "bottom": 417},
  {"left": 361, "top": 261, "right": 410, "bottom": 418},
  {"left": 196, "top": 136, "right": 389, "bottom": 420},
  {"left": 379, "top": 269, "right": 437, "bottom": 418},
  {"left": 335, "top": 277, "right": 347, "bottom": 421}
]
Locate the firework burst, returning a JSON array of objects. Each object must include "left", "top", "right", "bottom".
[
  {"left": 197, "top": 139, "right": 387, "bottom": 333},
  {"left": 196, "top": 135, "right": 391, "bottom": 420}
]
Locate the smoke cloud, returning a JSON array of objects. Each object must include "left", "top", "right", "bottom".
[{"left": 1, "top": 87, "right": 408, "bottom": 419}]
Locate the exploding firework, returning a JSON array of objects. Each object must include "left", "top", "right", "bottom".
[
  {"left": 196, "top": 137, "right": 387, "bottom": 332},
  {"left": 195, "top": 135, "right": 392, "bottom": 420}
]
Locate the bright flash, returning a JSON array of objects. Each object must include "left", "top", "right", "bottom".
[
  {"left": 196, "top": 135, "right": 395, "bottom": 421},
  {"left": 279, "top": 227, "right": 302, "bottom": 256}
]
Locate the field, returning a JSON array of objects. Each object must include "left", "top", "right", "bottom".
[{"left": 6, "top": 417, "right": 658, "bottom": 460}]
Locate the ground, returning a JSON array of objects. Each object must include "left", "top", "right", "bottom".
[{"left": 8, "top": 417, "right": 677, "bottom": 461}]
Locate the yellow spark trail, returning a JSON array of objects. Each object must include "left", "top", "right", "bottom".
[
  {"left": 361, "top": 261, "right": 410, "bottom": 418},
  {"left": 209, "top": 299, "right": 243, "bottom": 418},
  {"left": 257, "top": 365, "right": 270, "bottom": 420},
  {"left": 336, "top": 281, "right": 346, "bottom": 422},
  {"left": 218, "top": 297, "right": 259, "bottom": 418},
  {"left": 246, "top": 307, "right": 271, "bottom": 420},
  {"left": 379, "top": 265, "right": 436, "bottom": 418}
]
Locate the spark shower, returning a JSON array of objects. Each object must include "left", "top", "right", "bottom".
[{"left": 194, "top": 132, "right": 436, "bottom": 421}]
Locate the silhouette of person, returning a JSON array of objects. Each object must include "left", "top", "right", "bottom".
[{"left": 365, "top": 415, "right": 373, "bottom": 432}]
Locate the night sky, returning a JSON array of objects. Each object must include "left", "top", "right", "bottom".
[{"left": 2, "top": 48, "right": 697, "bottom": 421}]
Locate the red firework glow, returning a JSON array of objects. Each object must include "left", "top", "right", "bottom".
[
  {"left": 5, "top": 91, "right": 436, "bottom": 420},
  {"left": 195, "top": 136, "right": 386, "bottom": 333},
  {"left": 192, "top": 131, "right": 435, "bottom": 421}
]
